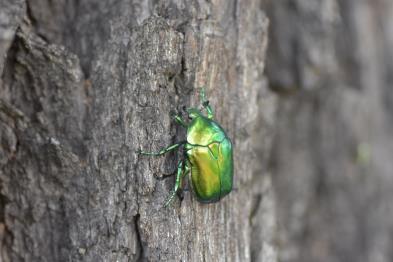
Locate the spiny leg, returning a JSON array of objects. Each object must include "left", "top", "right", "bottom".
[
  {"left": 154, "top": 147, "right": 184, "bottom": 180},
  {"left": 137, "top": 141, "right": 185, "bottom": 156},
  {"left": 200, "top": 87, "right": 214, "bottom": 119},
  {"left": 171, "top": 111, "right": 188, "bottom": 127},
  {"left": 164, "top": 159, "right": 190, "bottom": 207}
]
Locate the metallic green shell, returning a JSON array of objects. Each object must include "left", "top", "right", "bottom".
[{"left": 186, "top": 116, "right": 233, "bottom": 203}]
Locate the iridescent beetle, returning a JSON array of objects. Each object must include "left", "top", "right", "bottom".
[{"left": 138, "top": 89, "right": 233, "bottom": 207}]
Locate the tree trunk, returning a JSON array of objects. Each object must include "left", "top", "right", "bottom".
[
  {"left": 0, "top": 1, "right": 275, "bottom": 261},
  {"left": 2, "top": 0, "right": 393, "bottom": 262}
]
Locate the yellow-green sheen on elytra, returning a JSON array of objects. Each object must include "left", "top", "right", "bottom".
[{"left": 138, "top": 88, "right": 233, "bottom": 207}]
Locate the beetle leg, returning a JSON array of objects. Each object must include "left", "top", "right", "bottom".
[
  {"left": 164, "top": 160, "right": 190, "bottom": 207},
  {"left": 137, "top": 142, "right": 185, "bottom": 156},
  {"left": 174, "top": 114, "right": 188, "bottom": 127},
  {"left": 164, "top": 160, "right": 184, "bottom": 207},
  {"left": 170, "top": 110, "right": 188, "bottom": 127},
  {"left": 199, "top": 87, "right": 214, "bottom": 119}
]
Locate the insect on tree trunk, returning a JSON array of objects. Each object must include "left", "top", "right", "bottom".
[
  {"left": 0, "top": 1, "right": 275, "bottom": 261},
  {"left": 3, "top": 0, "right": 393, "bottom": 262}
]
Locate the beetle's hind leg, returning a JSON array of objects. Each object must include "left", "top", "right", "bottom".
[
  {"left": 137, "top": 141, "right": 186, "bottom": 156},
  {"left": 199, "top": 87, "right": 214, "bottom": 119},
  {"left": 164, "top": 159, "right": 190, "bottom": 207}
]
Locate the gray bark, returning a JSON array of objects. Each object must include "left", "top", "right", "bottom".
[
  {"left": 2, "top": 0, "right": 393, "bottom": 262},
  {"left": 1, "top": 1, "right": 275, "bottom": 261}
]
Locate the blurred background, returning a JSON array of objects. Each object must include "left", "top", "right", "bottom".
[
  {"left": 265, "top": 1, "right": 393, "bottom": 261},
  {"left": 1, "top": 0, "right": 393, "bottom": 261}
]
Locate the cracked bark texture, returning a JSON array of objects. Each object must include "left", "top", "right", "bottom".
[
  {"left": 2, "top": 0, "right": 393, "bottom": 262},
  {"left": 0, "top": 1, "right": 275, "bottom": 262}
]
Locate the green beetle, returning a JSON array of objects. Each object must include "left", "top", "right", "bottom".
[{"left": 138, "top": 88, "right": 233, "bottom": 207}]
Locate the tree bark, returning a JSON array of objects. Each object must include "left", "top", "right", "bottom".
[
  {"left": 1, "top": 1, "right": 275, "bottom": 261},
  {"left": 2, "top": 0, "right": 393, "bottom": 262}
]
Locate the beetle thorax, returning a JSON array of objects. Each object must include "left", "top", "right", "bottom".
[{"left": 186, "top": 116, "right": 226, "bottom": 146}]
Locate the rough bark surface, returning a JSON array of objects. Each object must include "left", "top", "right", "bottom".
[
  {"left": 2, "top": 0, "right": 393, "bottom": 262},
  {"left": 0, "top": 1, "right": 275, "bottom": 262}
]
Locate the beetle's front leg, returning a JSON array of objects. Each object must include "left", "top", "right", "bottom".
[
  {"left": 164, "top": 159, "right": 190, "bottom": 207},
  {"left": 171, "top": 112, "right": 188, "bottom": 128},
  {"left": 199, "top": 88, "right": 214, "bottom": 119},
  {"left": 137, "top": 141, "right": 185, "bottom": 156}
]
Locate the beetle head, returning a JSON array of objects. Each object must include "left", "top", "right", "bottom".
[{"left": 186, "top": 108, "right": 202, "bottom": 119}]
